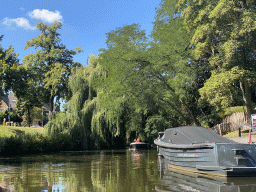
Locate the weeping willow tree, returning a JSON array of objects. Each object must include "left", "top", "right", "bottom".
[
  {"left": 47, "top": 54, "right": 98, "bottom": 149},
  {"left": 46, "top": 2, "right": 201, "bottom": 149},
  {"left": 80, "top": 54, "right": 147, "bottom": 148},
  {"left": 47, "top": 54, "right": 132, "bottom": 149},
  {"left": 95, "top": 24, "right": 177, "bottom": 143}
]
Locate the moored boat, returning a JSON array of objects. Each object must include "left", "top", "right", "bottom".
[
  {"left": 129, "top": 139, "right": 151, "bottom": 150},
  {"left": 154, "top": 126, "right": 256, "bottom": 177}
]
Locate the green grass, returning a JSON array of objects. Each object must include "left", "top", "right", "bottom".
[
  {"left": 0, "top": 125, "right": 46, "bottom": 138},
  {"left": 223, "top": 129, "right": 256, "bottom": 137},
  {"left": 0, "top": 125, "right": 74, "bottom": 156}
]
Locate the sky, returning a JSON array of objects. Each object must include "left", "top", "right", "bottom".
[{"left": 0, "top": 0, "right": 161, "bottom": 65}]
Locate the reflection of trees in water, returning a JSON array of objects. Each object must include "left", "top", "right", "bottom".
[
  {"left": 0, "top": 150, "right": 161, "bottom": 191},
  {"left": 156, "top": 157, "right": 256, "bottom": 192},
  {"left": 2, "top": 155, "right": 256, "bottom": 191},
  {"left": 0, "top": 162, "right": 52, "bottom": 191},
  {"left": 90, "top": 150, "right": 159, "bottom": 191},
  {"left": 0, "top": 159, "right": 93, "bottom": 191}
]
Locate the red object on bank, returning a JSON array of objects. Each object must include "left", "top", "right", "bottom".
[{"left": 248, "top": 128, "right": 252, "bottom": 144}]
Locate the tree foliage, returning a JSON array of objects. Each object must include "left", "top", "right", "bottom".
[
  {"left": 177, "top": 0, "right": 256, "bottom": 116},
  {"left": 47, "top": 54, "right": 107, "bottom": 149},
  {"left": 15, "top": 82, "right": 42, "bottom": 127},
  {"left": 0, "top": 39, "right": 20, "bottom": 95},
  {"left": 2, "top": 0, "right": 256, "bottom": 149},
  {"left": 23, "top": 21, "right": 82, "bottom": 117}
]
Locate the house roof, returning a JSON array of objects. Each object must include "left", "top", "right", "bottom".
[
  {"left": 1, "top": 92, "right": 17, "bottom": 109},
  {"left": 1, "top": 92, "right": 60, "bottom": 112}
]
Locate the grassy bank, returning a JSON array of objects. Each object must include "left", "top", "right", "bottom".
[
  {"left": 0, "top": 125, "right": 46, "bottom": 138},
  {"left": 0, "top": 125, "right": 74, "bottom": 156},
  {"left": 223, "top": 129, "right": 256, "bottom": 137}
]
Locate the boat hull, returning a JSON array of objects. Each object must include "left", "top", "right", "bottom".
[
  {"left": 155, "top": 126, "right": 256, "bottom": 176},
  {"left": 129, "top": 142, "right": 150, "bottom": 150},
  {"left": 156, "top": 142, "right": 256, "bottom": 176}
]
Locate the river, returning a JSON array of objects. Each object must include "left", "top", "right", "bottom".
[{"left": 0, "top": 149, "right": 255, "bottom": 192}]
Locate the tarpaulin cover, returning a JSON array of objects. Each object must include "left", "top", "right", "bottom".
[{"left": 161, "top": 126, "right": 236, "bottom": 144}]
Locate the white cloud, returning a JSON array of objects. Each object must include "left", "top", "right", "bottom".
[
  {"left": 2, "top": 9, "right": 63, "bottom": 30},
  {"left": 3, "top": 17, "right": 36, "bottom": 30},
  {"left": 29, "top": 9, "right": 63, "bottom": 23}
]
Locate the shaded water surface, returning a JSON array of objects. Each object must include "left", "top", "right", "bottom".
[
  {"left": 0, "top": 150, "right": 159, "bottom": 192},
  {"left": 0, "top": 149, "right": 256, "bottom": 191}
]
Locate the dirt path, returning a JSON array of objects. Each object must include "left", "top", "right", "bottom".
[{"left": 227, "top": 137, "right": 256, "bottom": 144}]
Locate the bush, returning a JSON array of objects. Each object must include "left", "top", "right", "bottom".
[
  {"left": 223, "top": 106, "right": 246, "bottom": 117},
  {"left": 0, "top": 111, "right": 23, "bottom": 123},
  {"left": 0, "top": 112, "right": 7, "bottom": 122},
  {"left": 46, "top": 111, "right": 70, "bottom": 135},
  {"left": 2, "top": 135, "right": 24, "bottom": 155},
  {"left": 0, "top": 132, "right": 74, "bottom": 156},
  {"left": 9, "top": 112, "right": 23, "bottom": 123}
]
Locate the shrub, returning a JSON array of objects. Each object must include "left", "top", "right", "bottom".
[
  {"left": 223, "top": 106, "right": 246, "bottom": 117},
  {"left": 0, "top": 111, "right": 23, "bottom": 123},
  {"left": 0, "top": 132, "right": 74, "bottom": 156}
]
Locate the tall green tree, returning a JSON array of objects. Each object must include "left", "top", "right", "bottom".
[
  {"left": 14, "top": 69, "right": 42, "bottom": 127},
  {"left": 0, "top": 36, "right": 41, "bottom": 127},
  {"left": 0, "top": 37, "right": 20, "bottom": 96},
  {"left": 151, "top": 0, "right": 224, "bottom": 127},
  {"left": 16, "top": 98, "right": 41, "bottom": 127},
  {"left": 98, "top": 24, "right": 164, "bottom": 140},
  {"left": 99, "top": 13, "right": 202, "bottom": 127},
  {"left": 0, "top": 35, "right": 38, "bottom": 127},
  {"left": 47, "top": 54, "right": 107, "bottom": 149},
  {"left": 48, "top": 53, "right": 139, "bottom": 149},
  {"left": 150, "top": 0, "right": 202, "bottom": 126},
  {"left": 23, "top": 21, "right": 82, "bottom": 117},
  {"left": 177, "top": 0, "right": 256, "bottom": 116}
]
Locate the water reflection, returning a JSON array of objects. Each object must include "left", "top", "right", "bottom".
[
  {"left": 0, "top": 150, "right": 160, "bottom": 192},
  {"left": 130, "top": 150, "right": 147, "bottom": 167},
  {"left": 1, "top": 151, "right": 256, "bottom": 192},
  {"left": 156, "top": 157, "right": 256, "bottom": 192}
]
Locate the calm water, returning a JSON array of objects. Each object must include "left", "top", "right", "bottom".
[{"left": 0, "top": 149, "right": 256, "bottom": 192}]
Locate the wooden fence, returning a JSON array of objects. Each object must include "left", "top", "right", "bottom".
[{"left": 211, "top": 112, "right": 250, "bottom": 135}]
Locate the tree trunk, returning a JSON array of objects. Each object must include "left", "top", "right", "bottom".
[
  {"left": 49, "top": 95, "right": 54, "bottom": 120},
  {"left": 181, "top": 99, "right": 201, "bottom": 126},
  {"left": 159, "top": 98, "right": 190, "bottom": 125},
  {"left": 28, "top": 107, "right": 31, "bottom": 127},
  {"left": 240, "top": 80, "right": 253, "bottom": 118},
  {"left": 157, "top": 74, "right": 200, "bottom": 125}
]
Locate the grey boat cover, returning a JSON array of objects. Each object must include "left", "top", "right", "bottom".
[{"left": 161, "top": 126, "right": 236, "bottom": 144}]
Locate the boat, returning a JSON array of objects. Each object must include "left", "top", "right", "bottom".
[
  {"left": 129, "top": 139, "right": 151, "bottom": 150},
  {"left": 154, "top": 126, "right": 256, "bottom": 177}
]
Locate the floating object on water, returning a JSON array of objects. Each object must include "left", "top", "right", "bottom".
[{"left": 129, "top": 139, "right": 151, "bottom": 150}]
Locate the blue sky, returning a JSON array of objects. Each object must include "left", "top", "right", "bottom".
[{"left": 0, "top": 0, "right": 161, "bottom": 65}]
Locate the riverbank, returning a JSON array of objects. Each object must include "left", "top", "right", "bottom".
[
  {"left": 227, "top": 137, "right": 256, "bottom": 143},
  {"left": 223, "top": 129, "right": 256, "bottom": 143},
  {"left": 0, "top": 125, "right": 45, "bottom": 138},
  {"left": 0, "top": 125, "right": 254, "bottom": 156},
  {"left": 0, "top": 125, "right": 74, "bottom": 156}
]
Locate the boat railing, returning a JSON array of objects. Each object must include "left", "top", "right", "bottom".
[
  {"left": 158, "top": 132, "right": 165, "bottom": 139},
  {"left": 191, "top": 141, "right": 214, "bottom": 145},
  {"left": 154, "top": 139, "right": 215, "bottom": 149}
]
